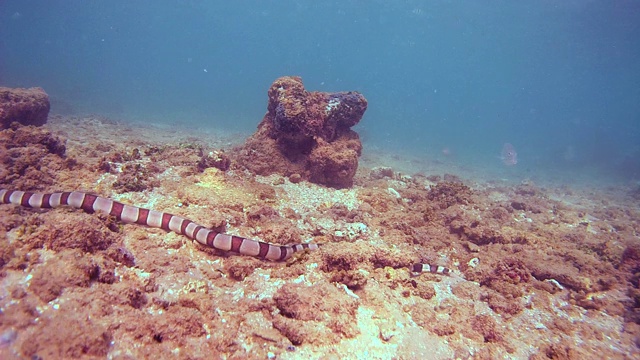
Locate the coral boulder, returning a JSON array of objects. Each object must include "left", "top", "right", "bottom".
[
  {"left": 0, "top": 87, "right": 50, "bottom": 129},
  {"left": 237, "top": 76, "right": 367, "bottom": 188}
]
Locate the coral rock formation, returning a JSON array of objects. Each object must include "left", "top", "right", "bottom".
[
  {"left": 237, "top": 76, "right": 367, "bottom": 188},
  {"left": 0, "top": 87, "right": 50, "bottom": 129}
]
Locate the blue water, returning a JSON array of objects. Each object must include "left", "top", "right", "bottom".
[{"left": 1, "top": 1, "right": 639, "bottom": 183}]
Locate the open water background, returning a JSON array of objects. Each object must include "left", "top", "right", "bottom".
[{"left": 1, "top": 1, "right": 639, "bottom": 183}]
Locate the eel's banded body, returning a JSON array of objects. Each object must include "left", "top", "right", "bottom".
[
  {"left": 0, "top": 189, "right": 314, "bottom": 261},
  {"left": 0, "top": 189, "right": 450, "bottom": 274}
]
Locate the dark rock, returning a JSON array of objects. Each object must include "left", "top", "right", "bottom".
[{"left": 0, "top": 87, "right": 50, "bottom": 129}]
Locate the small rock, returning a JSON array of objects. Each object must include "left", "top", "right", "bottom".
[
  {"left": 388, "top": 187, "right": 401, "bottom": 199},
  {"left": 370, "top": 166, "right": 394, "bottom": 179},
  {"left": 289, "top": 173, "right": 302, "bottom": 183}
]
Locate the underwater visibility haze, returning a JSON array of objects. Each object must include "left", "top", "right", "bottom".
[
  {"left": 2, "top": 1, "right": 640, "bottom": 359},
  {"left": 1, "top": 0, "right": 639, "bottom": 184}
]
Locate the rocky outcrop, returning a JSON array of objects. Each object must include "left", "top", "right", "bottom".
[
  {"left": 236, "top": 76, "right": 367, "bottom": 188},
  {"left": 0, "top": 87, "right": 50, "bottom": 129}
]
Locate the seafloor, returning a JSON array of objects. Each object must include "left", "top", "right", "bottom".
[{"left": 1, "top": 115, "right": 639, "bottom": 360}]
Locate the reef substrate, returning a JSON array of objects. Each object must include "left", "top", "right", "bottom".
[
  {"left": 0, "top": 87, "right": 50, "bottom": 129},
  {"left": 0, "top": 116, "right": 639, "bottom": 359}
]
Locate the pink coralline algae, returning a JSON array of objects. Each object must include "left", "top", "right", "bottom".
[{"left": 237, "top": 76, "right": 368, "bottom": 188}]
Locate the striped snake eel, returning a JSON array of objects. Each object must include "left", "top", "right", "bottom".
[{"left": 0, "top": 189, "right": 450, "bottom": 275}]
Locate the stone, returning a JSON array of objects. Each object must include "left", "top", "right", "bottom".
[
  {"left": 0, "top": 87, "right": 50, "bottom": 129},
  {"left": 236, "top": 76, "right": 367, "bottom": 188}
]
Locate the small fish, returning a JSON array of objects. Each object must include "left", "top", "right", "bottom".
[{"left": 501, "top": 143, "right": 518, "bottom": 166}]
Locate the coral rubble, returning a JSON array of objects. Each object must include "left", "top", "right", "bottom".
[
  {"left": 236, "top": 76, "right": 367, "bottom": 188},
  {"left": 0, "top": 123, "right": 69, "bottom": 190},
  {"left": 0, "top": 87, "right": 50, "bottom": 129},
  {"left": 1, "top": 116, "right": 640, "bottom": 359}
]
